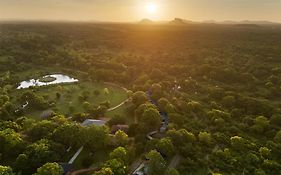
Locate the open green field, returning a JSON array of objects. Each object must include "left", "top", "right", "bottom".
[{"left": 11, "top": 80, "right": 128, "bottom": 119}]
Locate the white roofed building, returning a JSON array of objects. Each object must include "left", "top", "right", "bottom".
[{"left": 81, "top": 119, "right": 106, "bottom": 127}]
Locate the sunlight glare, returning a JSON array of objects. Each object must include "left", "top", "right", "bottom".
[{"left": 146, "top": 2, "right": 157, "bottom": 14}]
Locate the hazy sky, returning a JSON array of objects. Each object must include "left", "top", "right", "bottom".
[{"left": 0, "top": 0, "right": 280, "bottom": 22}]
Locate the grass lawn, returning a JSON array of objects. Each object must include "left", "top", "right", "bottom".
[
  {"left": 12, "top": 81, "right": 128, "bottom": 119},
  {"left": 106, "top": 102, "right": 134, "bottom": 124}
]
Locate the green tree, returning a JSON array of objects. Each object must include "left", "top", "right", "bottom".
[
  {"left": 208, "top": 109, "right": 231, "bottom": 121},
  {"left": 251, "top": 116, "right": 269, "bottom": 134},
  {"left": 132, "top": 91, "right": 148, "bottom": 106},
  {"left": 146, "top": 150, "right": 167, "bottom": 175},
  {"left": 167, "top": 129, "right": 196, "bottom": 147},
  {"left": 20, "top": 91, "right": 48, "bottom": 110},
  {"left": 151, "top": 83, "right": 162, "bottom": 100},
  {"left": 0, "top": 165, "right": 15, "bottom": 175},
  {"left": 114, "top": 130, "right": 129, "bottom": 147},
  {"left": 83, "top": 101, "right": 92, "bottom": 112},
  {"left": 157, "top": 138, "right": 174, "bottom": 158},
  {"left": 33, "top": 163, "right": 63, "bottom": 175},
  {"left": 221, "top": 95, "right": 235, "bottom": 108},
  {"left": 198, "top": 131, "right": 212, "bottom": 145},
  {"left": 104, "top": 88, "right": 109, "bottom": 95},
  {"left": 255, "top": 169, "right": 266, "bottom": 175},
  {"left": 165, "top": 103, "right": 176, "bottom": 114},
  {"left": 105, "top": 159, "right": 127, "bottom": 175},
  {"left": 27, "top": 120, "right": 58, "bottom": 141},
  {"left": 270, "top": 114, "right": 281, "bottom": 126},
  {"left": 93, "top": 167, "right": 113, "bottom": 175},
  {"left": 135, "top": 103, "right": 156, "bottom": 121},
  {"left": 150, "top": 68, "right": 164, "bottom": 80},
  {"left": 230, "top": 136, "right": 248, "bottom": 152},
  {"left": 0, "top": 128, "right": 24, "bottom": 158},
  {"left": 82, "top": 90, "right": 91, "bottom": 100},
  {"left": 157, "top": 98, "right": 169, "bottom": 112},
  {"left": 52, "top": 123, "right": 85, "bottom": 148},
  {"left": 15, "top": 153, "right": 28, "bottom": 174},
  {"left": 23, "top": 139, "right": 59, "bottom": 174},
  {"left": 274, "top": 130, "right": 281, "bottom": 143},
  {"left": 165, "top": 168, "right": 180, "bottom": 175},
  {"left": 259, "top": 147, "right": 271, "bottom": 158},
  {"left": 262, "top": 159, "right": 281, "bottom": 174},
  {"left": 109, "top": 147, "right": 128, "bottom": 164},
  {"left": 245, "top": 152, "right": 259, "bottom": 166},
  {"left": 94, "top": 90, "right": 101, "bottom": 96},
  {"left": 0, "top": 95, "right": 9, "bottom": 106},
  {"left": 140, "top": 108, "right": 161, "bottom": 132},
  {"left": 168, "top": 113, "right": 185, "bottom": 127},
  {"left": 55, "top": 92, "right": 61, "bottom": 99},
  {"left": 187, "top": 101, "right": 203, "bottom": 113},
  {"left": 85, "top": 125, "right": 109, "bottom": 152}
]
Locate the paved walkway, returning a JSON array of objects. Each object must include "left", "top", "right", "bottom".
[
  {"left": 131, "top": 162, "right": 145, "bottom": 175},
  {"left": 146, "top": 131, "right": 158, "bottom": 140},
  {"left": 128, "top": 159, "right": 143, "bottom": 174},
  {"left": 68, "top": 146, "right": 84, "bottom": 164},
  {"left": 107, "top": 98, "right": 130, "bottom": 112}
]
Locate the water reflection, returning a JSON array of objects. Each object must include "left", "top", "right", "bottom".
[{"left": 17, "top": 74, "right": 78, "bottom": 89}]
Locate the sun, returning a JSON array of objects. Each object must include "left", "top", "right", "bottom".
[
  {"left": 146, "top": 2, "right": 157, "bottom": 14},
  {"left": 137, "top": 1, "right": 161, "bottom": 20}
]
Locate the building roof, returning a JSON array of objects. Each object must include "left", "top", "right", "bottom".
[
  {"left": 111, "top": 124, "right": 129, "bottom": 134},
  {"left": 81, "top": 119, "right": 106, "bottom": 127},
  {"left": 40, "top": 110, "right": 54, "bottom": 119}
]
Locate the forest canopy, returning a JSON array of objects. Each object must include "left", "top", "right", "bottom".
[{"left": 0, "top": 22, "right": 281, "bottom": 175}]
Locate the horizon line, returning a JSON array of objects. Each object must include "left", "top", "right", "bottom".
[{"left": 0, "top": 18, "right": 280, "bottom": 24}]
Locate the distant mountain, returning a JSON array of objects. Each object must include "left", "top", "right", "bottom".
[
  {"left": 137, "top": 18, "right": 280, "bottom": 26},
  {"left": 138, "top": 18, "right": 195, "bottom": 25},
  {"left": 170, "top": 18, "right": 186, "bottom": 25},
  {"left": 220, "top": 20, "right": 237, "bottom": 24},
  {"left": 169, "top": 18, "right": 196, "bottom": 25},
  {"left": 139, "top": 18, "right": 154, "bottom": 24},
  {"left": 234, "top": 24, "right": 260, "bottom": 28},
  {"left": 240, "top": 20, "right": 278, "bottom": 25},
  {"left": 201, "top": 20, "right": 280, "bottom": 25},
  {"left": 202, "top": 20, "right": 216, "bottom": 24},
  {"left": 218, "top": 20, "right": 280, "bottom": 25}
]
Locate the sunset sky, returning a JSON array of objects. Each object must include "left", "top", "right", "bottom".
[{"left": 0, "top": 0, "right": 280, "bottom": 22}]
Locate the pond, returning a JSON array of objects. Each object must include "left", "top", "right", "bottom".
[{"left": 17, "top": 74, "right": 78, "bottom": 89}]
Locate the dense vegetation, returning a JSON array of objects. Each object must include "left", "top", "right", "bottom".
[{"left": 1, "top": 22, "right": 281, "bottom": 175}]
